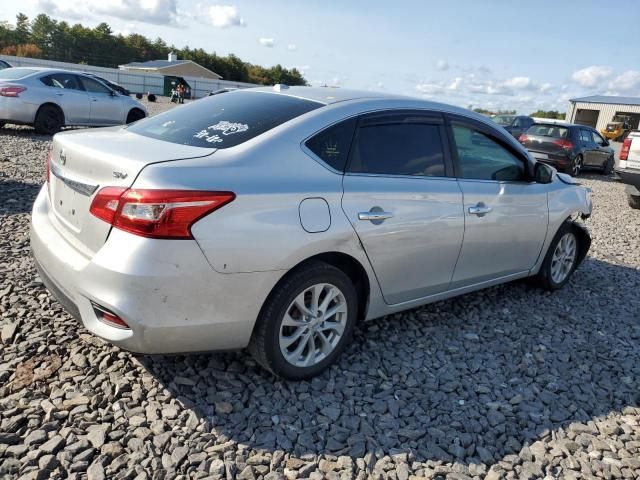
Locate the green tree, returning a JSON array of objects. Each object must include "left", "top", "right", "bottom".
[
  {"left": 15, "top": 13, "right": 30, "bottom": 44},
  {"left": 529, "top": 110, "right": 566, "bottom": 119}
]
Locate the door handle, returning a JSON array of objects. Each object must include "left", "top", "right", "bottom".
[
  {"left": 358, "top": 211, "right": 394, "bottom": 222},
  {"left": 90, "top": 97, "right": 98, "bottom": 102},
  {"left": 468, "top": 204, "right": 492, "bottom": 216},
  {"left": 55, "top": 92, "right": 64, "bottom": 96}
]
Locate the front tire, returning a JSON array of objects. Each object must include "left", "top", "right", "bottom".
[
  {"left": 628, "top": 194, "right": 640, "bottom": 210},
  {"left": 34, "top": 105, "right": 64, "bottom": 135},
  {"left": 533, "top": 222, "right": 582, "bottom": 290},
  {"left": 603, "top": 156, "right": 614, "bottom": 175},
  {"left": 249, "top": 261, "right": 358, "bottom": 380},
  {"left": 126, "top": 109, "right": 146, "bottom": 124}
]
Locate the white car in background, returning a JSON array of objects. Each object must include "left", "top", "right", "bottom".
[
  {"left": 616, "top": 130, "right": 640, "bottom": 208},
  {"left": 0, "top": 67, "right": 147, "bottom": 134}
]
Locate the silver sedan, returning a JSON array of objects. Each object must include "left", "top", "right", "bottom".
[
  {"left": 30, "top": 86, "right": 592, "bottom": 379},
  {"left": 0, "top": 67, "right": 147, "bottom": 134}
]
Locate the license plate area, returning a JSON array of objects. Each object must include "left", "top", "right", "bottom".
[{"left": 52, "top": 178, "right": 82, "bottom": 230}]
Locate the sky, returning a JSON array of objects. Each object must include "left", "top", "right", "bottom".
[{"left": 2, "top": 0, "right": 640, "bottom": 113}]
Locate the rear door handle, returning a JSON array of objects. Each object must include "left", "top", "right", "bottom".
[
  {"left": 468, "top": 204, "right": 492, "bottom": 216},
  {"left": 90, "top": 97, "right": 98, "bottom": 102},
  {"left": 358, "top": 211, "right": 393, "bottom": 222},
  {"left": 55, "top": 92, "right": 64, "bottom": 96}
]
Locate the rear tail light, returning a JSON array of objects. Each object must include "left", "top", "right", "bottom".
[
  {"left": 92, "top": 303, "right": 130, "bottom": 329},
  {"left": 0, "top": 85, "right": 26, "bottom": 97},
  {"left": 620, "top": 138, "right": 632, "bottom": 161},
  {"left": 519, "top": 134, "right": 529, "bottom": 143},
  {"left": 90, "top": 188, "right": 235, "bottom": 239},
  {"left": 552, "top": 139, "right": 573, "bottom": 150}
]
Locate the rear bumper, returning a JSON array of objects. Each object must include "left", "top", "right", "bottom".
[
  {"left": 529, "top": 150, "right": 572, "bottom": 170},
  {"left": 30, "top": 185, "right": 281, "bottom": 354},
  {"left": 615, "top": 167, "right": 640, "bottom": 194},
  {"left": 0, "top": 97, "right": 37, "bottom": 124}
]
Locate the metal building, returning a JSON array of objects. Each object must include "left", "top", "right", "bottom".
[{"left": 566, "top": 95, "right": 640, "bottom": 132}]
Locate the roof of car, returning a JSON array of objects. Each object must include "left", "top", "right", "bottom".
[{"left": 246, "top": 86, "right": 407, "bottom": 105}]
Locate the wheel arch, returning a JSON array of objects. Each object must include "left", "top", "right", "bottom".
[
  {"left": 35, "top": 102, "right": 65, "bottom": 125},
  {"left": 257, "top": 251, "right": 371, "bottom": 326},
  {"left": 127, "top": 107, "right": 146, "bottom": 123}
]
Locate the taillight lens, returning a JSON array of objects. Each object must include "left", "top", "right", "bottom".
[
  {"left": 552, "top": 139, "right": 573, "bottom": 150},
  {"left": 0, "top": 85, "right": 26, "bottom": 97},
  {"left": 519, "top": 134, "right": 529, "bottom": 143},
  {"left": 620, "top": 138, "right": 631, "bottom": 161},
  {"left": 90, "top": 188, "right": 235, "bottom": 239}
]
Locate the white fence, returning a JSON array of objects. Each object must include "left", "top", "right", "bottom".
[{"left": 0, "top": 54, "right": 257, "bottom": 98}]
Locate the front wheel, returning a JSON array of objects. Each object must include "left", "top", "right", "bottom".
[
  {"left": 603, "top": 156, "right": 614, "bottom": 175},
  {"left": 533, "top": 222, "right": 583, "bottom": 290},
  {"left": 628, "top": 194, "right": 640, "bottom": 210},
  {"left": 249, "top": 261, "right": 358, "bottom": 380},
  {"left": 126, "top": 109, "right": 146, "bottom": 124}
]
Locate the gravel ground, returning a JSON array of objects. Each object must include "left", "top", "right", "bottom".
[{"left": 1, "top": 99, "right": 639, "bottom": 480}]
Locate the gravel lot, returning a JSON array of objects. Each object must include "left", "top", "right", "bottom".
[{"left": 1, "top": 98, "right": 639, "bottom": 480}]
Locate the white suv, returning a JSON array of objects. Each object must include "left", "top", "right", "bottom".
[{"left": 616, "top": 131, "right": 640, "bottom": 209}]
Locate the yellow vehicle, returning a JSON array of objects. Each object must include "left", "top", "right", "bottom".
[{"left": 601, "top": 115, "right": 632, "bottom": 141}]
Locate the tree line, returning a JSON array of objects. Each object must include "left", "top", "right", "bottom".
[
  {"left": 0, "top": 13, "right": 307, "bottom": 86},
  {"left": 472, "top": 107, "right": 566, "bottom": 119}
]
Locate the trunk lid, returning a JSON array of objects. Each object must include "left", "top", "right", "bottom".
[
  {"left": 520, "top": 124, "right": 572, "bottom": 156},
  {"left": 48, "top": 127, "right": 214, "bottom": 256}
]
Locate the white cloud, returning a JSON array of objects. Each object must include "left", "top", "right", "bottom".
[
  {"left": 503, "top": 76, "right": 532, "bottom": 90},
  {"left": 435, "top": 60, "right": 449, "bottom": 71},
  {"left": 571, "top": 65, "right": 613, "bottom": 88},
  {"left": 37, "top": 0, "right": 179, "bottom": 25},
  {"left": 200, "top": 5, "right": 245, "bottom": 28},
  {"left": 287, "top": 44, "right": 297, "bottom": 51},
  {"left": 607, "top": 70, "right": 640, "bottom": 94},
  {"left": 258, "top": 37, "right": 275, "bottom": 47}
]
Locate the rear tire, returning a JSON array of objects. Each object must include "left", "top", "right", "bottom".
[
  {"left": 628, "top": 194, "right": 640, "bottom": 210},
  {"left": 34, "top": 105, "right": 63, "bottom": 135},
  {"left": 533, "top": 222, "right": 583, "bottom": 291},
  {"left": 249, "top": 261, "right": 358, "bottom": 380},
  {"left": 126, "top": 109, "right": 146, "bottom": 124},
  {"left": 0, "top": 121, "right": 5, "bottom": 129},
  {"left": 565, "top": 155, "right": 583, "bottom": 177}
]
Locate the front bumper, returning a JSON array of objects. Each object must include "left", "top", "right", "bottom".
[{"left": 30, "top": 185, "right": 281, "bottom": 354}]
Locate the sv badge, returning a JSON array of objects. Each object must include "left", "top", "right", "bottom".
[{"left": 113, "top": 171, "right": 128, "bottom": 179}]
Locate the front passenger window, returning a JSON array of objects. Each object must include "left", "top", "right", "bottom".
[{"left": 451, "top": 125, "right": 525, "bottom": 181}]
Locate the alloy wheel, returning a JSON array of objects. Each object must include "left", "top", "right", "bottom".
[
  {"left": 550, "top": 232, "right": 577, "bottom": 284},
  {"left": 572, "top": 156, "right": 583, "bottom": 176},
  {"left": 279, "top": 283, "right": 348, "bottom": 368}
]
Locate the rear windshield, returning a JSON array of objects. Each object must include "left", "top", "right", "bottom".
[
  {"left": 0, "top": 67, "right": 39, "bottom": 80},
  {"left": 493, "top": 115, "right": 515, "bottom": 126},
  {"left": 127, "top": 90, "right": 323, "bottom": 148},
  {"left": 526, "top": 124, "right": 570, "bottom": 139}
]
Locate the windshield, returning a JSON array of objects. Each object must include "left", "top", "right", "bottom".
[
  {"left": 493, "top": 115, "right": 515, "bottom": 126},
  {"left": 0, "top": 67, "right": 39, "bottom": 80},
  {"left": 526, "top": 124, "right": 569, "bottom": 138},
  {"left": 128, "top": 90, "right": 323, "bottom": 148}
]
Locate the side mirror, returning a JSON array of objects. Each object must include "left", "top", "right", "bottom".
[
  {"left": 110, "top": 90, "right": 117, "bottom": 97},
  {"left": 534, "top": 162, "right": 554, "bottom": 184}
]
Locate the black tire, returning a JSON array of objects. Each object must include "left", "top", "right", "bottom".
[
  {"left": 0, "top": 121, "right": 5, "bottom": 129},
  {"left": 628, "top": 194, "right": 640, "bottom": 210},
  {"left": 603, "top": 156, "right": 614, "bottom": 175},
  {"left": 565, "top": 155, "right": 583, "bottom": 177},
  {"left": 533, "top": 222, "right": 583, "bottom": 291},
  {"left": 34, "top": 105, "right": 64, "bottom": 135},
  {"left": 126, "top": 109, "right": 146, "bottom": 124},
  {"left": 249, "top": 261, "right": 358, "bottom": 380}
]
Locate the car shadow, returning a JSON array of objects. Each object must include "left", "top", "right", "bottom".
[
  {"left": 138, "top": 257, "right": 640, "bottom": 465},
  {"left": 0, "top": 180, "right": 42, "bottom": 215}
]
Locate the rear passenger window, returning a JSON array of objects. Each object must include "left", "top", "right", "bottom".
[
  {"left": 580, "top": 130, "right": 592, "bottom": 142},
  {"left": 348, "top": 120, "right": 446, "bottom": 177},
  {"left": 305, "top": 118, "right": 357, "bottom": 171}
]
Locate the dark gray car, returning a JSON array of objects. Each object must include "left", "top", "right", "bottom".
[{"left": 493, "top": 114, "right": 535, "bottom": 139}]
